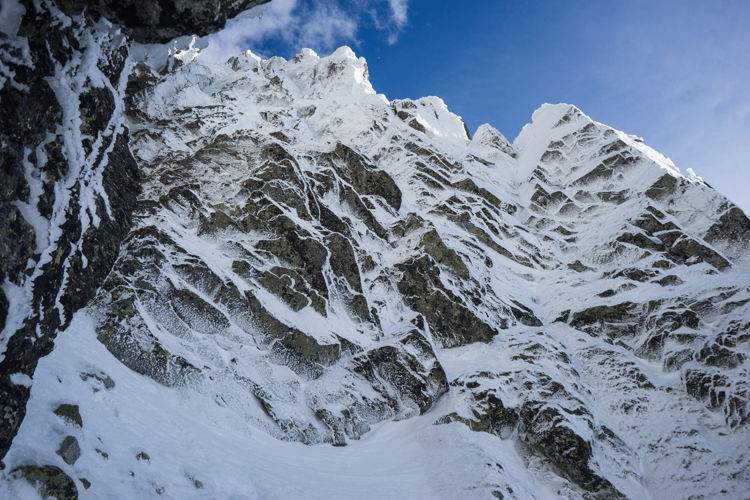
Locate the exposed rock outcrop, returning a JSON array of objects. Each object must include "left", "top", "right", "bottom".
[{"left": 0, "top": 0, "right": 270, "bottom": 466}]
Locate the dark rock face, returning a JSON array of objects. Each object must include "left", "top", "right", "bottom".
[
  {"left": 396, "top": 255, "right": 499, "bottom": 347},
  {"left": 353, "top": 330, "right": 449, "bottom": 414},
  {"left": 683, "top": 319, "right": 750, "bottom": 428},
  {"left": 0, "top": 1, "right": 138, "bottom": 460},
  {"left": 0, "top": 0, "right": 269, "bottom": 462},
  {"left": 436, "top": 393, "right": 518, "bottom": 438},
  {"left": 324, "top": 143, "right": 403, "bottom": 211},
  {"left": 435, "top": 363, "right": 634, "bottom": 498},
  {"left": 704, "top": 206, "right": 750, "bottom": 261},
  {"left": 61, "top": 0, "right": 271, "bottom": 43},
  {"left": 519, "top": 404, "right": 623, "bottom": 498}
]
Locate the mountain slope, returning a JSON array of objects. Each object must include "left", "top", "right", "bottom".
[
  {"left": 0, "top": 0, "right": 268, "bottom": 462},
  {"left": 2, "top": 45, "right": 749, "bottom": 499}
]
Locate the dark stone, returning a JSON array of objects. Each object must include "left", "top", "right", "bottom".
[
  {"left": 345, "top": 294, "right": 373, "bottom": 323},
  {"left": 695, "top": 321, "right": 749, "bottom": 369},
  {"left": 53, "top": 404, "right": 82, "bottom": 428},
  {"left": 325, "top": 233, "right": 363, "bottom": 293},
  {"left": 197, "top": 210, "right": 239, "bottom": 235},
  {"left": 669, "top": 237, "right": 729, "bottom": 270},
  {"left": 569, "top": 302, "right": 639, "bottom": 338},
  {"left": 616, "top": 231, "right": 664, "bottom": 252},
  {"left": 0, "top": 290, "right": 7, "bottom": 333},
  {"left": 0, "top": 0, "right": 272, "bottom": 448},
  {"left": 396, "top": 255, "right": 498, "bottom": 347},
  {"left": 436, "top": 392, "right": 518, "bottom": 438},
  {"left": 78, "top": 85, "right": 115, "bottom": 154},
  {"left": 509, "top": 301, "right": 543, "bottom": 327},
  {"left": 520, "top": 404, "right": 624, "bottom": 497},
  {"left": 353, "top": 335, "right": 448, "bottom": 414},
  {"left": 654, "top": 275, "right": 683, "bottom": 287},
  {"left": 317, "top": 202, "right": 350, "bottom": 235},
  {"left": 0, "top": 0, "right": 273, "bottom": 461},
  {"left": 59, "top": 0, "right": 271, "bottom": 43},
  {"left": 407, "top": 118, "right": 426, "bottom": 133},
  {"left": 0, "top": 204, "right": 35, "bottom": 284},
  {"left": 704, "top": 206, "right": 750, "bottom": 248},
  {"left": 645, "top": 173, "right": 678, "bottom": 200},
  {"left": 567, "top": 260, "right": 591, "bottom": 272},
  {"left": 62, "top": 131, "right": 140, "bottom": 317},
  {"left": 124, "top": 63, "right": 159, "bottom": 116},
  {"left": 257, "top": 232, "right": 329, "bottom": 298},
  {"left": 56, "top": 436, "right": 81, "bottom": 465},
  {"left": 339, "top": 186, "right": 389, "bottom": 239},
  {"left": 326, "top": 143, "right": 402, "bottom": 211},
  {"left": 418, "top": 229, "right": 469, "bottom": 279},
  {"left": 10, "top": 465, "right": 78, "bottom": 499},
  {"left": 682, "top": 367, "right": 748, "bottom": 427},
  {"left": 572, "top": 163, "right": 613, "bottom": 186},
  {"left": 452, "top": 178, "right": 504, "bottom": 210},
  {"left": 169, "top": 288, "right": 231, "bottom": 334},
  {"left": 257, "top": 267, "right": 314, "bottom": 313},
  {"left": 244, "top": 292, "right": 340, "bottom": 378}
]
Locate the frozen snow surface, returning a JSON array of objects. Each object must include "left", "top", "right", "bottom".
[{"left": 2, "top": 46, "right": 750, "bottom": 499}]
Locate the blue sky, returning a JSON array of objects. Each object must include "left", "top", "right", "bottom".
[{"left": 202, "top": 0, "right": 750, "bottom": 213}]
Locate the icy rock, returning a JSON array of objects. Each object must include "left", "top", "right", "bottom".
[
  {"left": 59, "top": 0, "right": 271, "bottom": 43},
  {"left": 55, "top": 436, "right": 80, "bottom": 466},
  {"left": 1, "top": 0, "right": 259, "bottom": 460},
  {"left": 53, "top": 404, "right": 82, "bottom": 428}
]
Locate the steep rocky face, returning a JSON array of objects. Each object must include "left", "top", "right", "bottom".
[
  {"left": 512, "top": 106, "right": 750, "bottom": 431},
  {"left": 2, "top": 45, "right": 740, "bottom": 498},
  {"left": 0, "top": 0, "right": 269, "bottom": 468},
  {"left": 0, "top": 0, "right": 138, "bottom": 462},
  {"left": 59, "top": 0, "right": 270, "bottom": 43},
  {"left": 2, "top": 38, "right": 749, "bottom": 499}
]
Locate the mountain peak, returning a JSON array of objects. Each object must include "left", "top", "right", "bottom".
[
  {"left": 471, "top": 123, "right": 515, "bottom": 157},
  {"left": 4, "top": 31, "right": 750, "bottom": 500},
  {"left": 514, "top": 103, "right": 591, "bottom": 147},
  {"left": 329, "top": 45, "right": 358, "bottom": 62}
]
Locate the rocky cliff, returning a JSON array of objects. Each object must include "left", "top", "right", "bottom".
[
  {"left": 0, "top": 0, "right": 268, "bottom": 473},
  {"left": 1, "top": 14, "right": 749, "bottom": 500}
]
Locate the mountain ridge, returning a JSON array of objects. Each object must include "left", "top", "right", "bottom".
[{"left": 2, "top": 41, "right": 749, "bottom": 499}]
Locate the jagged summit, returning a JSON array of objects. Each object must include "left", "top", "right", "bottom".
[
  {"left": 471, "top": 123, "right": 515, "bottom": 157},
  {"left": 2, "top": 40, "right": 749, "bottom": 499},
  {"left": 515, "top": 102, "right": 677, "bottom": 178}
]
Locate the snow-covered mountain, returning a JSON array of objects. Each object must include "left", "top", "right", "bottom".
[{"left": 2, "top": 41, "right": 749, "bottom": 499}]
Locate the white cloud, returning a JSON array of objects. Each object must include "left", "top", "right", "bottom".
[
  {"left": 298, "top": 4, "right": 358, "bottom": 50},
  {"left": 388, "top": 0, "right": 408, "bottom": 27},
  {"left": 200, "top": 0, "right": 409, "bottom": 62}
]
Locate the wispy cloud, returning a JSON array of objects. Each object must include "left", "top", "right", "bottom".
[
  {"left": 200, "top": 0, "right": 409, "bottom": 62},
  {"left": 388, "top": 0, "right": 408, "bottom": 27},
  {"left": 386, "top": 0, "right": 408, "bottom": 43}
]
